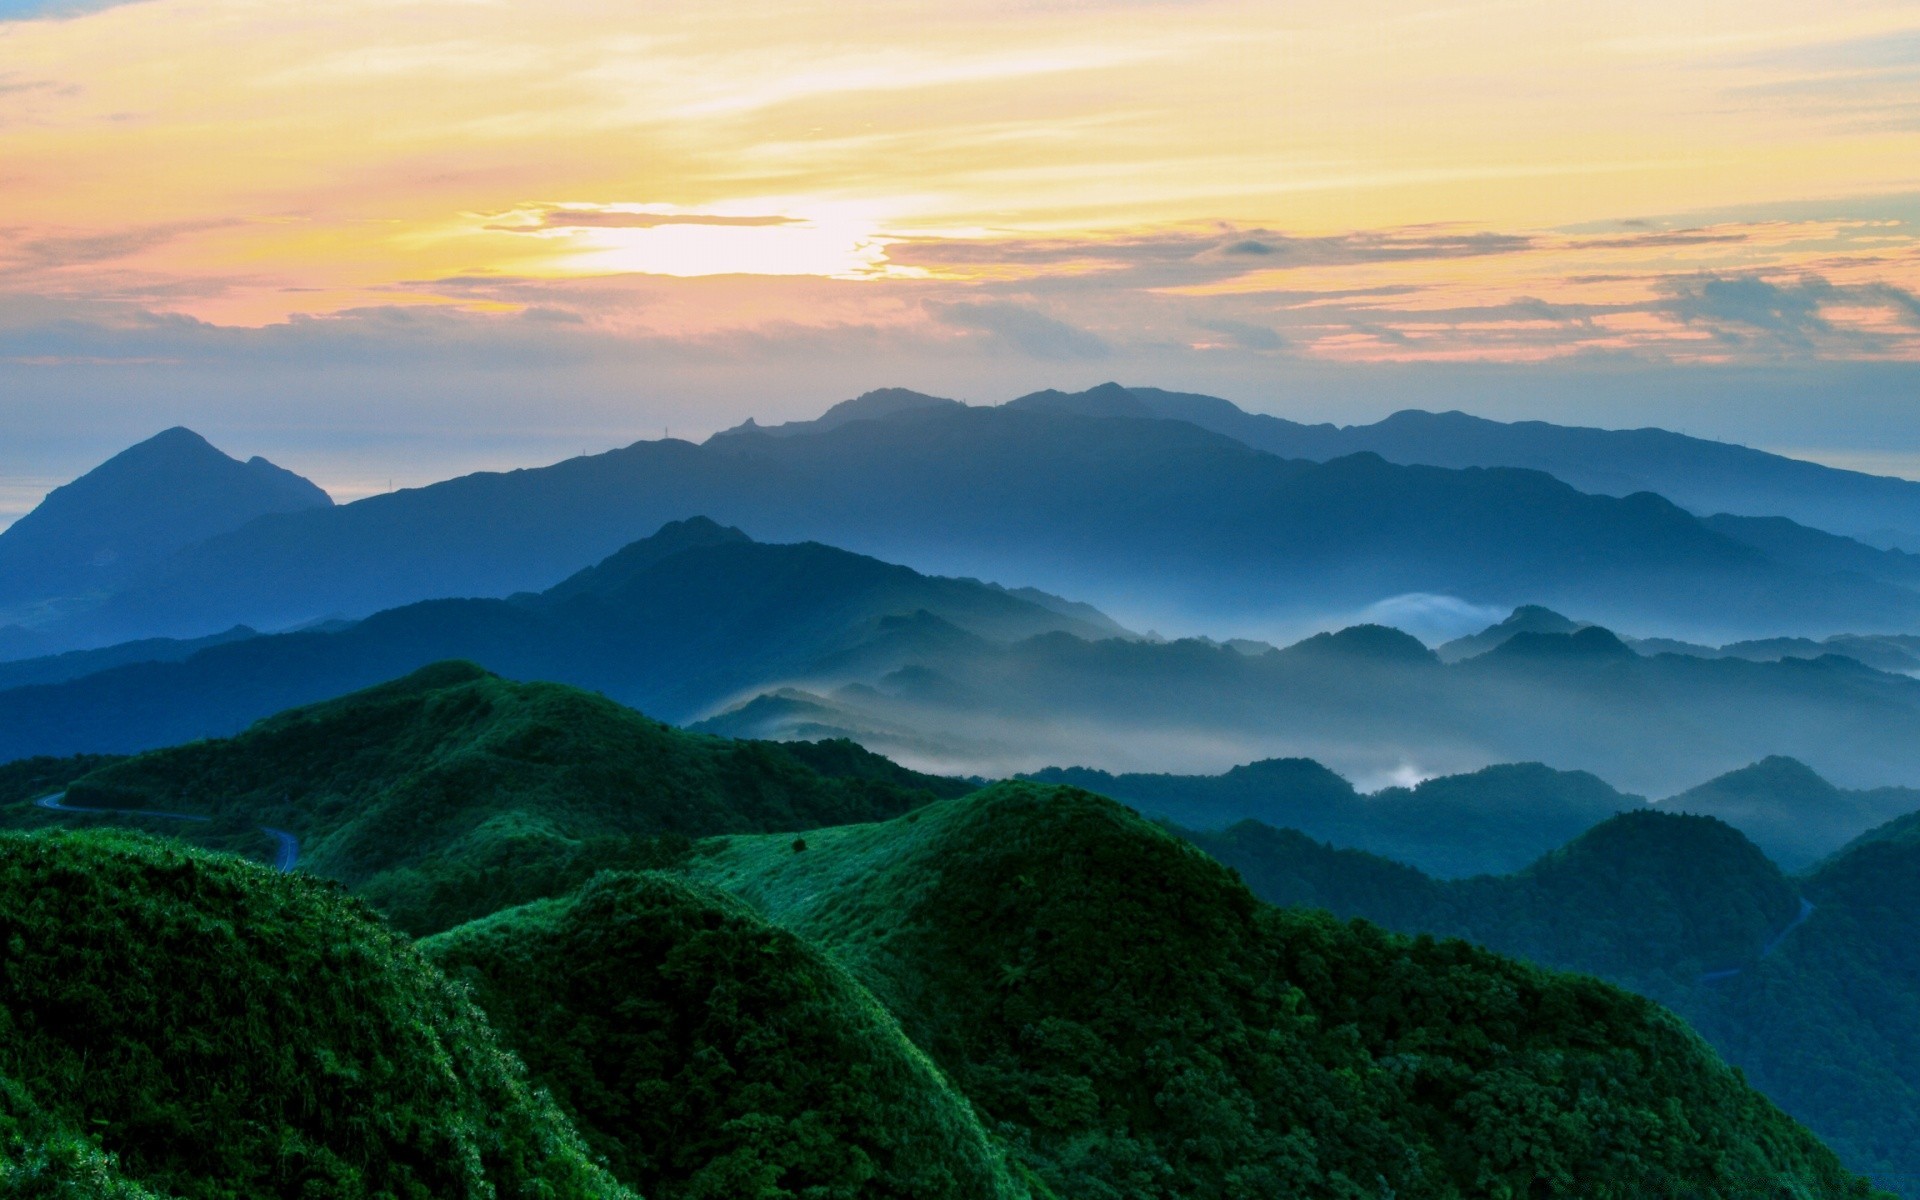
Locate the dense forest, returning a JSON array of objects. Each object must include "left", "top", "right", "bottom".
[
  {"left": 0, "top": 664, "right": 1897, "bottom": 1197},
  {"left": 1186, "top": 809, "right": 1920, "bottom": 1188}
]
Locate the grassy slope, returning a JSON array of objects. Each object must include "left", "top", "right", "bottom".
[
  {"left": 425, "top": 871, "right": 1030, "bottom": 1200},
  {"left": 0, "top": 828, "right": 631, "bottom": 1200},
  {"left": 684, "top": 782, "right": 1877, "bottom": 1200},
  {"left": 43, "top": 661, "right": 964, "bottom": 933}
]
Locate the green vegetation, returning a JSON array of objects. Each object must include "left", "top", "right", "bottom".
[
  {"left": 47, "top": 661, "right": 962, "bottom": 933},
  {"left": 1191, "top": 810, "right": 1799, "bottom": 1002},
  {"left": 1683, "top": 819, "right": 1920, "bottom": 1187},
  {"left": 686, "top": 782, "right": 1876, "bottom": 1199},
  {"left": 425, "top": 871, "right": 1027, "bottom": 1200},
  {"left": 0, "top": 827, "right": 631, "bottom": 1200},
  {"left": 1186, "top": 808, "right": 1920, "bottom": 1190},
  {"left": 3, "top": 666, "right": 1894, "bottom": 1196},
  {"left": 0, "top": 753, "right": 120, "bottom": 806}
]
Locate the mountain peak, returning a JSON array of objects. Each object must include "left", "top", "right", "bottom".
[
  {"left": 1486, "top": 625, "right": 1635, "bottom": 663},
  {"left": 1287, "top": 623, "right": 1439, "bottom": 664},
  {"left": 1686, "top": 755, "right": 1838, "bottom": 801},
  {"left": 540, "top": 517, "right": 754, "bottom": 603},
  {"left": 0, "top": 428, "right": 332, "bottom": 609}
]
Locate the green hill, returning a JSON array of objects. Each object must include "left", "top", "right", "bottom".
[
  {"left": 39, "top": 661, "right": 965, "bottom": 933},
  {"left": 684, "top": 782, "right": 1876, "bottom": 1199},
  {"left": 424, "top": 871, "right": 1027, "bottom": 1200},
  {"left": 0, "top": 827, "right": 631, "bottom": 1200},
  {"left": 1665, "top": 755, "right": 1920, "bottom": 870},
  {"left": 1682, "top": 818, "right": 1920, "bottom": 1187},
  {"left": 1184, "top": 808, "right": 1920, "bottom": 1189}
]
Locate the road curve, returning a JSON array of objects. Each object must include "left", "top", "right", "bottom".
[
  {"left": 33, "top": 792, "right": 300, "bottom": 873},
  {"left": 1700, "top": 896, "right": 1816, "bottom": 984}
]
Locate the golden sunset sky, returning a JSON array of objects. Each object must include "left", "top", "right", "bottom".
[{"left": 4, "top": 0, "right": 1920, "bottom": 499}]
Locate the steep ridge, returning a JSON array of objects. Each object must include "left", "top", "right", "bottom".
[
  {"left": 0, "top": 828, "right": 631, "bottom": 1199},
  {"left": 682, "top": 783, "right": 1874, "bottom": 1199},
  {"left": 0, "top": 518, "right": 1123, "bottom": 762},
  {"left": 0, "top": 427, "right": 330, "bottom": 613},
  {"left": 45, "top": 662, "right": 967, "bottom": 933},
  {"left": 42, "top": 400, "right": 1920, "bottom": 648},
  {"left": 424, "top": 872, "right": 1026, "bottom": 1200}
]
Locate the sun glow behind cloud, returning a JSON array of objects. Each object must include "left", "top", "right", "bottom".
[{"left": 2, "top": 0, "right": 1920, "bottom": 366}]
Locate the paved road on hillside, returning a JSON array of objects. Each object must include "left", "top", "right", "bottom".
[{"left": 35, "top": 792, "right": 301, "bottom": 872}]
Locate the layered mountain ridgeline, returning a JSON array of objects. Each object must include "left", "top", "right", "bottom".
[
  {"left": 26, "top": 397, "right": 1920, "bottom": 652},
  {"left": 0, "top": 427, "right": 330, "bottom": 618},
  {"left": 423, "top": 872, "right": 1028, "bottom": 1200},
  {"left": 1182, "top": 808, "right": 1920, "bottom": 1189},
  {"left": 0, "top": 829, "right": 631, "bottom": 1199},
  {"left": 1030, "top": 758, "right": 1641, "bottom": 876},
  {"left": 0, "top": 518, "right": 1123, "bottom": 763},
  {"left": 680, "top": 782, "right": 1876, "bottom": 1198},
  {"left": 988, "top": 383, "right": 1920, "bottom": 551},
  {"left": 24, "top": 662, "right": 970, "bottom": 934},
  {"left": 1444, "top": 603, "right": 1920, "bottom": 672},
  {"left": 700, "top": 619, "right": 1920, "bottom": 804},
  {"left": 0, "top": 625, "right": 258, "bottom": 691},
  {"left": 1666, "top": 756, "right": 1920, "bottom": 871},
  {"left": 1028, "top": 751, "right": 1920, "bottom": 876}
]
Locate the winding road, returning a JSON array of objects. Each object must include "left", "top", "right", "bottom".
[
  {"left": 35, "top": 792, "right": 300, "bottom": 872},
  {"left": 1699, "top": 896, "right": 1816, "bottom": 984}
]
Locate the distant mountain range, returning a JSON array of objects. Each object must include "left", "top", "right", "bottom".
[
  {"left": 11, "top": 520, "right": 1920, "bottom": 803},
  {"left": 1186, "top": 802, "right": 1920, "bottom": 1191},
  {"left": 0, "top": 519, "right": 1124, "bottom": 763},
  {"left": 10, "top": 389, "right": 1920, "bottom": 653},
  {"left": 1033, "top": 753, "right": 1920, "bottom": 875},
  {"left": 979, "top": 382, "right": 1920, "bottom": 550},
  {"left": 698, "top": 611, "right": 1920, "bottom": 799}
]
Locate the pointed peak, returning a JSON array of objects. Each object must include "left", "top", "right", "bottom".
[
  {"left": 1691, "top": 756, "right": 1836, "bottom": 797},
  {"left": 539, "top": 517, "right": 754, "bottom": 603}
]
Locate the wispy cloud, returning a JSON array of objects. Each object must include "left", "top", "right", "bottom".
[{"left": 930, "top": 300, "right": 1111, "bottom": 360}]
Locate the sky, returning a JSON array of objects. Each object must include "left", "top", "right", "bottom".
[{"left": 4, "top": 0, "right": 1920, "bottom": 511}]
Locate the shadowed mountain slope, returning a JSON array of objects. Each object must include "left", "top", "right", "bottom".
[{"left": 0, "top": 428, "right": 330, "bottom": 616}]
